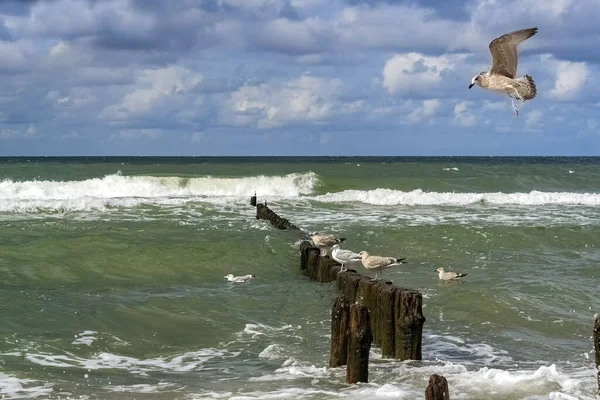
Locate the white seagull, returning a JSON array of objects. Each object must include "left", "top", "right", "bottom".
[
  {"left": 358, "top": 251, "right": 408, "bottom": 281},
  {"left": 331, "top": 244, "right": 362, "bottom": 273},
  {"left": 310, "top": 232, "right": 346, "bottom": 256},
  {"left": 469, "top": 27, "right": 538, "bottom": 116},
  {"left": 224, "top": 274, "right": 255, "bottom": 283},
  {"left": 435, "top": 268, "right": 467, "bottom": 281}
]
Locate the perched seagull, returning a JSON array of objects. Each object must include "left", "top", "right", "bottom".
[
  {"left": 435, "top": 267, "right": 467, "bottom": 281},
  {"left": 331, "top": 244, "right": 362, "bottom": 273},
  {"left": 358, "top": 251, "right": 408, "bottom": 281},
  {"left": 224, "top": 274, "right": 255, "bottom": 283},
  {"left": 310, "top": 232, "right": 346, "bottom": 256},
  {"left": 469, "top": 27, "right": 538, "bottom": 116}
]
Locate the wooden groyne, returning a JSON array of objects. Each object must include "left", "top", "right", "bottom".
[
  {"left": 251, "top": 198, "right": 426, "bottom": 386},
  {"left": 253, "top": 198, "right": 300, "bottom": 230},
  {"left": 300, "top": 241, "right": 425, "bottom": 361},
  {"left": 594, "top": 315, "right": 600, "bottom": 392}
]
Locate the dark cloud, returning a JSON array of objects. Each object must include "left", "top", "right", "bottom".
[{"left": 342, "top": 0, "right": 470, "bottom": 20}]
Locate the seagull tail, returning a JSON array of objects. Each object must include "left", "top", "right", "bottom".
[
  {"left": 338, "top": 238, "right": 347, "bottom": 243},
  {"left": 516, "top": 74, "right": 537, "bottom": 101},
  {"left": 457, "top": 273, "right": 468, "bottom": 278},
  {"left": 395, "top": 257, "right": 408, "bottom": 263}
]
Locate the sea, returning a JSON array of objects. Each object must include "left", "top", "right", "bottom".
[{"left": 0, "top": 156, "right": 598, "bottom": 400}]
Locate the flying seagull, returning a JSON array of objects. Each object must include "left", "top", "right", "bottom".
[
  {"left": 469, "top": 27, "right": 538, "bottom": 116},
  {"left": 224, "top": 274, "right": 255, "bottom": 283},
  {"left": 435, "top": 267, "right": 467, "bottom": 281},
  {"left": 310, "top": 232, "right": 346, "bottom": 256},
  {"left": 358, "top": 251, "right": 408, "bottom": 281},
  {"left": 331, "top": 244, "right": 361, "bottom": 273}
]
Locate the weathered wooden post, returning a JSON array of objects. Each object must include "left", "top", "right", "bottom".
[
  {"left": 346, "top": 303, "right": 372, "bottom": 384},
  {"left": 395, "top": 289, "right": 425, "bottom": 360},
  {"left": 330, "top": 297, "right": 350, "bottom": 368},
  {"left": 375, "top": 283, "right": 396, "bottom": 358},
  {"left": 594, "top": 315, "right": 600, "bottom": 392},
  {"left": 250, "top": 194, "right": 257, "bottom": 207},
  {"left": 425, "top": 374, "right": 450, "bottom": 400},
  {"left": 255, "top": 203, "right": 300, "bottom": 230}
]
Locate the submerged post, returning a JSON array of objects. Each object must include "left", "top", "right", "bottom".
[
  {"left": 425, "top": 374, "right": 450, "bottom": 400},
  {"left": 346, "top": 303, "right": 372, "bottom": 384},
  {"left": 594, "top": 315, "right": 600, "bottom": 392},
  {"left": 250, "top": 194, "right": 257, "bottom": 207}
]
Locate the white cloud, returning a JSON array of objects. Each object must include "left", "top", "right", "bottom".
[
  {"left": 46, "top": 41, "right": 92, "bottom": 67},
  {"left": 227, "top": 75, "right": 342, "bottom": 128},
  {"left": 453, "top": 101, "right": 478, "bottom": 127},
  {"left": 100, "top": 66, "right": 202, "bottom": 120},
  {"left": 547, "top": 58, "right": 589, "bottom": 100},
  {"left": 0, "top": 125, "right": 39, "bottom": 140},
  {"left": 110, "top": 129, "right": 163, "bottom": 141},
  {"left": 408, "top": 99, "right": 441, "bottom": 123},
  {"left": 525, "top": 110, "right": 543, "bottom": 130},
  {"left": 382, "top": 53, "right": 467, "bottom": 94},
  {"left": 0, "top": 40, "right": 29, "bottom": 71}
]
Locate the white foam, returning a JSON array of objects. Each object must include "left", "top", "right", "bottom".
[
  {"left": 71, "top": 331, "right": 98, "bottom": 347},
  {"left": 0, "top": 172, "right": 318, "bottom": 213},
  {"left": 258, "top": 344, "right": 286, "bottom": 361},
  {"left": 0, "top": 373, "right": 53, "bottom": 399},
  {"left": 11, "top": 347, "right": 236, "bottom": 375},
  {"left": 313, "top": 189, "right": 600, "bottom": 206},
  {"left": 106, "top": 382, "right": 179, "bottom": 393}
]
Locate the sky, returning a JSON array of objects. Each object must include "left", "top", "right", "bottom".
[{"left": 0, "top": 0, "right": 599, "bottom": 156}]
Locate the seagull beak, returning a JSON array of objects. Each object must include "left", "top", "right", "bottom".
[{"left": 468, "top": 83, "right": 474, "bottom": 89}]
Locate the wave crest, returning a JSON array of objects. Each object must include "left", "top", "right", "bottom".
[
  {"left": 313, "top": 188, "right": 600, "bottom": 206},
  {"left": 0, "top": 172, "right": 318, "bottom": 213}
]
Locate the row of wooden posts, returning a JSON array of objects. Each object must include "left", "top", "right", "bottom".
[{"left": 253, "top": 197, "right": 600, "bottom": 397}]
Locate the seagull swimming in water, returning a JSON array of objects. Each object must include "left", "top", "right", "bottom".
[
  {"left": 331, "top": 244, "right": 362, "bottom": 273},
  {"left": 358, "top": 251, "right": 408, "bottom": 281},
  {"left": 310, "top": 232, "right": 346, "bottom": 256},
  {"left": 469, "top": 27, "right": 538, "bottom": 116},
  {"left": 224, "top": 274, "right": 255, "bottom": 283},
  {"left": 435, "top": 267, "right": 467, "bottom": 281}
]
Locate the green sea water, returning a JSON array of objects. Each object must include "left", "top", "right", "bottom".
[{"left": 0, "top": 157, "right": 598, "bottom": 399}]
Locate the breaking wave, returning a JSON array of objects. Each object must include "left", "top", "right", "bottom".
[
  {"left": 0, "top": 172, "right": 318, "bottom": 213},
  {"left": 313, "top": 188, "right": 600, "bottom": 206}
]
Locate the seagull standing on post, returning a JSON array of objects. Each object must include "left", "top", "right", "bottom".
[
  {"left": 469, "top": 27, "right": 538, "bottom": 116},
  {"left": 310, "top": 232, "right": 346, "bottom": 256}
]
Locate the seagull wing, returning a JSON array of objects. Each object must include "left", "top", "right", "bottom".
[
  {"left": 338, "top": 249, "right": 361, "bottom": 260},
  {"left": 489, "top": 27, "right": 537, "bottom": 78}
]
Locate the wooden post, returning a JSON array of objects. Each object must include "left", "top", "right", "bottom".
[
  {"left": 336, "top": 272, "right": 363, "bottom": 303},
  {"left": 376, "top": 283, "right": 396, "bottom": 358},
  {"left": 394, "top": 289, "right": 425, "bottom": 360},
  {"left": 316, "top": 256, "right": 340, "bottom": 283},
  {"left": 425, "top": 374, "right": 450, "bottom": 400},
  {"left": 594, "top": 315, "right": 600, "bottom": 392},
  {"left": 347, "top": 303, "right": 372, "bottom": 384},
  {"left": 255, "top": 203, "right": 300, "bottom": 230},
  {"left": 250, "top": 195, "right": 257, "bottom": 207},
  {"left": 330, "top": 297, "right": 350, "bottom": 367}
]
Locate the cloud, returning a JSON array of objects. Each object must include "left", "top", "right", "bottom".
[
  {"left": 100, "top": 66, "right": 202, "bottom": 121},
  {"left": 453, "top": 101, "right": 478, "bottom": 127},
  {"left": 408, "top": 99, "right": 441, "bottom": 123},
  {"left": 382, "top": 53, "right": 467, "bottom": 95},
  {"left": 1, "top": 0, "right": 600, "bottom": 155},
  {"left": 525, "top": 110, "right": 543, "bottom": 130},
  {"left": 225, "top": 75, "right": 342, "bottom": 128},
  {"left": 546, "top": 57, "right": 589, "bottom": 100}
]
